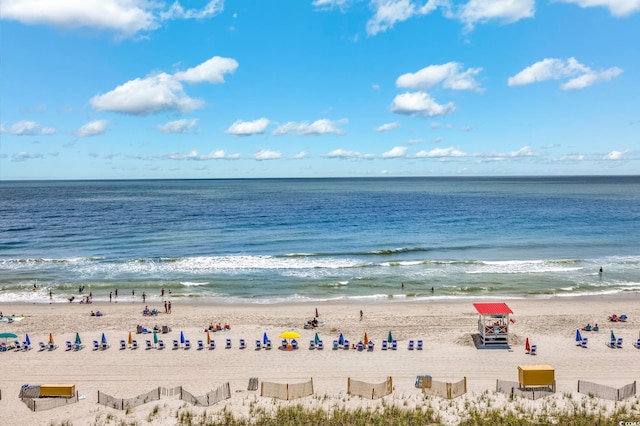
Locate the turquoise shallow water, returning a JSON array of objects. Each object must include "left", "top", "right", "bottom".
[{"left": 1, "top": 176, "right": 639, "bottom": 303}]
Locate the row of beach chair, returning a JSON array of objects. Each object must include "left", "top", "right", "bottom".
[{"left": 330, "top": 339, "right": 423, "bottom": 351}]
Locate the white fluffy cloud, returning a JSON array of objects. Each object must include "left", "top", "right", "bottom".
[
  {"left": 254, "top": 149, "right": 282, "bottom": 160},
  {"left": 165, "top": 149, "right": 241, "bottom": 160},
  {"left": 8, "top": 120, "right": 39, "bottom": 135},
  {"left": 374, "top": 122, "right": 400, "bottom": 132},
  {"left": 508, "top": 57, "right": 622, "bottom": 90},
  {"left": 366, "top": 0, "right": 439, "bottom": 35},
  {"left": 557, "top": 0, "right": 640, "bottom": 17},
  {"left": 273, "top": 119, "right": 347, "bottom": 136},
  {"left": 225, "top": 118, "right": 270, "bottom": 136},
  {"left": 174, "top": 57, "right": 239, "bottom": 84},
  {"left": 381, "top": 146, "right": 408, "bottom": 158},
  {"left": 41, "top": 126, "right": 57, "bottom": 135},
  {"left": 0, "top": 0, "right": 224, "bottom": 37},
  {"left": 456, "top": 0, "right": 535, "bottom": 31},
  {"left": 413, "top": 146, "right": 468, "bottom": 158},
  {"left": 76, "top": 119, "right": 109, "bottom": 137},
  {"left": 396, "top": 62, "right": 483, "bottom": 92},
  {"left": 390, "top": 92, "right": 456, "bottom": 118},
  {"left": 326, "top": 148, "right": 363, "bottom": 158},
  {"left": 90, "top": 56, "right": 237, "bottom": 115},
  {"left": 158, "top": 119, "right": 198, "bottom": 134}
]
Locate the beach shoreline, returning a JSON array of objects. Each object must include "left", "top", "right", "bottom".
[{"left": 1, "top": 296, "right": 639, "bottom": 425}]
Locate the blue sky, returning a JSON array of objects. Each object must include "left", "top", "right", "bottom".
[{"left": 1, "top": 0, "right": 638, "bottom": 179}]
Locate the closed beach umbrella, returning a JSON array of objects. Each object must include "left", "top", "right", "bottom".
[
  {"left": 153, "top": 331, "right": 158, "bottom": 345},
  {"left": 610, "top": 330, "right": 615, "bottom": 340},
  {"left": 49, "top": 333, "right": 54, "bottom": 344},
  {"left": 338, "top": 333, "right": 344, "bottom": 345},
  {"left": 25, "top": 334, "right": 31, "bottom": 346},
  {"left": 206, "top": 330, "right": 210, "bottom": 345},
  {"left": 388, "top": 331, "right": 393, "bottom": 342},
  {"left": 315, "top": 307, "right": 319, "bottom": 317},
  {"left": 75, "top": 332, "right": 82, "bottom": 345},
  {"left": 101, "top": 332, "right": 107, "bottom": 344},
  {"left": 128, "top": 331, "right": 133, "bottom": 345},
  {"left": 575, "top": 329, "right": 582, "bottom": 343},
  {"left": 525, "top": 337, "right": 530, "bottom": 353},
  {"left": 180, "top": 330, "right": 185, "bottom": 344},
  {"left": 314, "top": 332, "right": 320, "bottom": 344},
  {"left": 364, "top": 332, "right": 368, "bottom": 345},
  {"left": 263, "top": 332, "right": 269, "bottom": 344}
]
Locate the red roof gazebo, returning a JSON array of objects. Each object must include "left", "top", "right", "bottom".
[{"left": 474, "top": 303, "right": 513, "bottom": 347}]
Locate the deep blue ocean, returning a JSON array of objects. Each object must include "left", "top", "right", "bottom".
[{"left": 1, "top": 177, "right": 639, "bottom": 304}]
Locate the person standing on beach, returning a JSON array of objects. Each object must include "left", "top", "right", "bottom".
[
  {"left": 168, "top": 300, "right": 172, "bottom": 314},
  {"left": 161, "top": 288, "right": 165, "bottom": 297},
  {"left": 115, "top": 288, "right": 118, "bottom": 302},
  {"left": 109, "top": 291, "right": 112, "bottom": 303},
  {"left": 142, "top": 292, "right": 146, "bottom": 303},
  {"left": 164, "top": 300, "right": 168, "bottom": 313},
  {"left": 359, "top": 310, "right": 363, "bottom": 321}
]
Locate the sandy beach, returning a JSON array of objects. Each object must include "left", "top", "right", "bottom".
[{"left": 1, "top": 296, "right": 639, "bottom": 425}]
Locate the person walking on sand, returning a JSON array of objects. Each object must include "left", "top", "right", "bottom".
[{"left": 359, "top": 310, "right": 363, "bottom": 321}]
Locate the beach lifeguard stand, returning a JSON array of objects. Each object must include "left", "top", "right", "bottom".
[{"left": 473, "top": 302, "right": 513, "bottom": 347}]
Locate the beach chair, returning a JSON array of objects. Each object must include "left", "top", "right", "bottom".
[
  {"left": 357, "top": 341, "right": 364, "bottom": 351},
  {"left": 332, "top": 340, "right": 339, "bottom": 350},
  {"left": 162, "top": 325, "right": 171, "bottom": 334},
  {"left": 281, "top": 339, "right": 288, "bottom": 349},
  {"left": 184, "top": 340, "right": 191, "bottom": 349},
  {"left": 265, "top": 340, "right": 272, "bottom": 349},
  {"left": 157, "top": 339, "right": 165, "bottom": 349},
  {"left": 75, "top": 342, "right": 84, "bottom": 351},
  {"left": 197, "top": 340, "right": 204, "bottom": 350},
  {"left": 22, "top": 342, "right": 31, "bottom": 351},
  {"left": 39, "top": 342, "right": 47, "bottom": 351},
  {"left": 66, "top": 341, "right": 73, "bottom": 351},
  {"left": 48, "top": 342, "right": 58, "bottom": 350},
  {"left": 292, "top": 339, "right": 298, "bottom": 349},
  {"left": 226, "top": 338, "right": 232, "bottom": 349},
  {"left": 608, "top": 339, "right": 616, "bottom": 348},
  {"left": 93, "top": 340, "right": 100, "bottom": 350},
  {"left": 145, "top": 340, "right": 152, "bottom": 350},
  {"left": 391, "top": 340, "right": 398, "bottom": 350},
  {"left": 343, "top": 339, "right": 350, "bottom": 350},
  {"left": 381, "top": 339, "right": 388, "bottom": 350},
  {"left": 101, "top": 341, "right": 109, "bottom": 350},
  {"left": 14, "top": 341, "right": 21, "bottom": 350},
  {"left": 408, "top": 340, "right": 415, "bottom": 350},
  {"left": 120, "top": 340, "right": 126, "bottom": 350},
  {"left": 317, "top": 340, "right": 324, "bottom": 350},
  {"left": 580, "top": 338, "right": 588, "bottom": 348},
  {"left": 239, "top": 339, "right": 246, "bottom": 349},
  {"left": 309, "top": 340, "right": 316, "bottom": 349},
  {"left": 530, "top": 344, "right": 537, "bottom": 355},
  {"left": 172, "top": 339, "right": 179, "bottom": 349},
  {"left": 131, "top": 339, "right": 139, "bottom": 349},
  {"left": 417, "top": 339, "right": 423, "bottom": 350},
  {"left": 255, "top": 339, "right": 261, "bottom": 350},
  {"left": 367, "top": 340, "right": 374, "bottom": 351},
  {"left": 616, "top": 337, "right": 623, "bottom": 348}
]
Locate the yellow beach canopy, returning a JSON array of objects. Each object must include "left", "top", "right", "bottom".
[{"left": 279, "top": 331, "right": 301, "bottom": 339}]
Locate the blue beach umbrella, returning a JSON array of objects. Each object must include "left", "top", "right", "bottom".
[
  {"left": 388, "top": 331, "right": 393, "bottom": 342},
  {"left": 575, "top": 329, "right": 582, "bottom": 343},
  {"left": 314, "top": 332, "right": 320, "bottom": 344},
  {"left": 263, "top": 332, "right": 269, "bottom": 344},
  {"left": 338, "top": 333, "right": 344, "bottom": 345},
  {"left": 101, "top": 333, "right": 107, "bottom": 344},
  {"left": 75, "top": 332, "right": 82, "bottom": 345},
  {"left": 180, "top": 331, "right": 185, "bottom": 344},
  {"left": 153, "top": 331, "right": 158, "bottom": 345},
  {"left": 25, "top": 334, "right": 31, "bottom": 345}
]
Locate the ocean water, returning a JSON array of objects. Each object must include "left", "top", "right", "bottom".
[{"left": 1, "top": 177, "right": 639, "bottom": 304}]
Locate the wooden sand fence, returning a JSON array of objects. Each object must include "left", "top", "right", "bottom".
[
  {"left": 97, "top": 384, "right": 231, "bottom": 410},
  {"left": 577, "top": 380, "right": 636, "bottom": 401},
  {"left": 347, "top": 377, "right": 393, "bottom": 399},
  {"left": 496, "top": 380, "right": 555, "bottom": 400},
  {"left": 420, "top": 377, "right": 467, "bottom": 399},
  {"left": 260, "top": 378, "right": 314, "bottom": 400}
]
